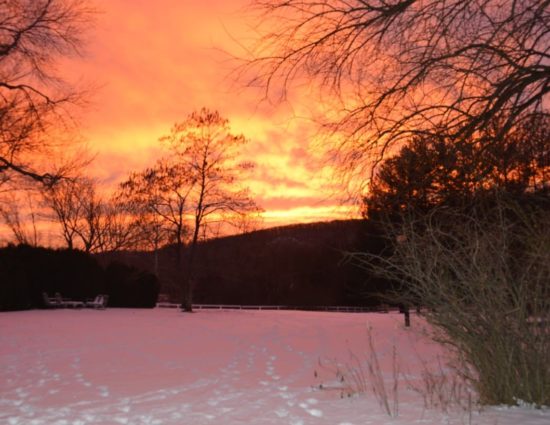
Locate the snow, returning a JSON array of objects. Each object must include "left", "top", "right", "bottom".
[{"left": 0, "top": 309, "right": 548, "bottom": 425}]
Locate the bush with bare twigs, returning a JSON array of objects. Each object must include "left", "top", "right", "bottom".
[{"left": 354, "top": 194, "right": 550, "bottom": 406}]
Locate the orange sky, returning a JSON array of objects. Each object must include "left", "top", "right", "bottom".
[{"left": 63, "top": 0, "right": 357, "bottom": 230}]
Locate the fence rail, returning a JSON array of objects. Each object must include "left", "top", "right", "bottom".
[{"left": 156, "top": 302, "right": 397, "bottom": 313}]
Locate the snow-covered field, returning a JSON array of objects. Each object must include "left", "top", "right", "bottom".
[{"left": 1, "top": 308, "right": 548, "bottom": 425}]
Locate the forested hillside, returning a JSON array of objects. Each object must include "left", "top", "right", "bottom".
[{"left": 97, "top": 220, "right": 392, "bottom": 307}]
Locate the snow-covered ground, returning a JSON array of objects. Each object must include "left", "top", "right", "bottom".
[{"left": 1, "top": 308, "right": 548, "bottom": 425}]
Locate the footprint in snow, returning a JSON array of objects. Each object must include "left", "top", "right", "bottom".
[
  {"left": 275, "top": 408, "right": 289, "bottom": 418},
  {"left": 98, "top": 386, "right": 109, "bottom": 397},
  {"left": 299, "top": 400, "right": 323, "bottom": 418},
  {"left": 306, "top": 408, "right": 323, "bottom": 417}
]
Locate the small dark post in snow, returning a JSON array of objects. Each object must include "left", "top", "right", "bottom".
[{"left": 399, "top": 304, "right": 411, "bottom": 327}]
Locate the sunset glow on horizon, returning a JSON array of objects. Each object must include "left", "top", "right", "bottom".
[{"left": 65, "top": 0, "right": 358, "bottom": 231}]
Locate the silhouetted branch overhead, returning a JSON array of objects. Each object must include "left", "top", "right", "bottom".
[
  {"left": 0, "top": 0, "right": 93, "bottom": 186},
  {"left": 243, "top": 0, "right": 550, "bottom": 182}
]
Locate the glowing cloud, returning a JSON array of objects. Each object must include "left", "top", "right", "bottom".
[{"left": 64, "top": 0, "right": 359, "bottom": 230}]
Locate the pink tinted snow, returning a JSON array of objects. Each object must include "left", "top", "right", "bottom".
[{"left": 0, "top": 309, "right": 548, "bottom": 425}]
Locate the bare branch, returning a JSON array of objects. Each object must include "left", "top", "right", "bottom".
[
  {"left": 0, "top": 0, "right": 94, "bottom": 186},
  {"left": 242, "top": 0, "right": 550, "bottom": 187}
]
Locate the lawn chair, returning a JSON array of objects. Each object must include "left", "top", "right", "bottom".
[
  {"left": 86, "top": 294, "right": 108, "bottom": 309},
  {"left": 54, "top": 292, "right": 84, "bottom": 308},
  {"left": 42, "top": 292, "right": 62, "bottom": 308}
]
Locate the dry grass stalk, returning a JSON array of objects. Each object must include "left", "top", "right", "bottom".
[{"left": 315, "top": 327, "right": 400, "bottom": 417}]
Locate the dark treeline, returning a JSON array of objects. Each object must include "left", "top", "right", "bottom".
[
  {"left": 0, "top": 245, "right": 160, "bottom": 311},
  {"left": 97, "top": 220, "right": 393, "bottom": 307}
]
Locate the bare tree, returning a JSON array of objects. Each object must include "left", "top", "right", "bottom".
[
  {"left": 42, "top": 178, "right": 83, "bottom": 249},
  {"left": 160, "top": 108, "right": 261, "bottom": 311},
  {"left": 0, "top": 191, "right": 41, "bottom": 245},
  {"left": 43, "top": 177, "right": 112, "bottom": 253},
  {"left": 0, "top": 0, "right": 93, "bottom": 187},
  {"left": 121, "top": 161, "right": 192, "bottom": 251},
  {"left": 244, "top": 0, "right": 550, "bottom": 186},
  {"left": 120, "top": 110, "right": 261, "bottom": 309},
  {"left": 74, "top": 181, "right": 109, "bottom": 253},
  {"left": 124, "top": 207, "right": 170, "bottom": 253},
  {"left": 120, "top": 161, "right": 192, "bottom": 277},
  {"left": 99, "top": 199, "right": 146, "bottom": 253}
]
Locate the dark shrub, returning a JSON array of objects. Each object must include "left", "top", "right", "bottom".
[
  {"left": 0, "top": 245, "right": 159, "bottom": 311},
  {"left": 0, "top": 249, "right": 31, "bottom": 311},
  {"left": 0, "top": 245, "right": 106, "bottom": 311},
  {"left": 105, "top": 262, "right": 160, "bottom": 308}
]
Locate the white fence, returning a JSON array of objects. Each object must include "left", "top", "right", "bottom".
[{"left": 156, "top": 302, "right": 397, "bottom": 313}]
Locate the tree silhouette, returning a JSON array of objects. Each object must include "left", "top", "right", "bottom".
[
  {"left": 162, "top": 109, "right": 261, "bottom": 311},
  {"left": 120, "top": 160, "right": 192, "bottom": 278},
  {"left": 244, "top": 0, "right": 550, "bottom": 184},
  {"left": 43, "top": 178, "right": 85, "bottom": 250},
  {"left": 43, "top": 177, "right": 104, "bottom": 252},
  {"left": 0, "top": 191, "right": 41, "bottom": 246},
  {"left": 43, "top": 177, "right": 139, "bottom": 253},
  {"left": 364, "top": 114, "right": 550, "bottom": 219},
  {"left": 123, "top": 108, "right": 261, "bottom": 311},
  {"left": 121, "top": 161, "right": 192, "bottom": 251},
  {"left": 0, "top": 0, "right": 94, "bottom": 187}
]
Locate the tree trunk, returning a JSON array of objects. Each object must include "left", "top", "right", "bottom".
[
  {"left": 180, "top": 245, "right": 196, "bottom": 312},
  {"left": 180, "top": 226, "right": 200, "bottom": 312}
]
